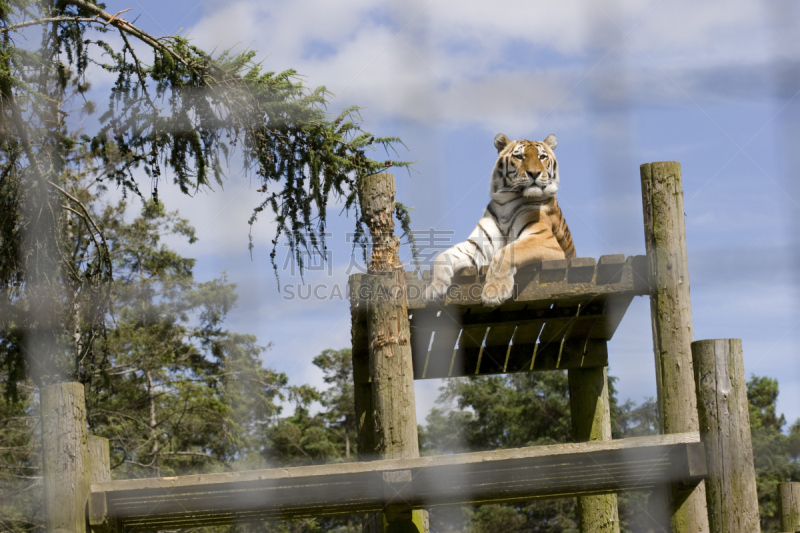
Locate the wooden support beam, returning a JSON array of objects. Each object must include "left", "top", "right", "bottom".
[
  {"left": 42, "top": 382, "right": 89, "bottom": 533},
  {"left": 408, "top": 284, "right": 639, "bottom": 380},
  {"left": 87, "top": 436, "right": 112, "bottom": 533},
  {"left": 413, "top": 339, "right": 609, "bottom": 380},
  {"left": 640, "top": 161, "right": 710, "bottom": 533},
  {"left": 779, "top": 482, "right": 800, "bottom": 532},
  {"left": 41, "top": 382, "right": 112, "bottom": 533},
  {"left": 569, "top": 366, "right": 620, "bottom": 532},
  {"left": 405, "top": 255, "right": 648, "bottom": 309},
  {"left": 89, "top": 432, "right": 706, "bottom": 531},
  {"left": 692, "top": 339, "right": 760, "bottom": 532},
  {"left": 355, "top": 173, "right": 427, "bottom": 533}
]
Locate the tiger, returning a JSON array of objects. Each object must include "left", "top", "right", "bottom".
[{"left": 424, "top": 133, "right": 576, "bottom": 307}]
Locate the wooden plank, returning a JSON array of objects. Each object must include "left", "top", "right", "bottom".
[
  {"left": 597, "top": 254, "right": 626, "bottom": 285},
  {"left": 408, "top": 297, "right": 627, "bottom": 341},
  {"left": 565, "top": 299, "right": 603, "bottom": 342},
  {"left": 414, "top": 340, "right": 608, "bottom": 379},
  {"left": 409, "top": 295, "right": 629, "bottom": 379},
  {"left": 90, "top": 433, "right": 706, "bottom": 531},
  {"left": 409, "top": 307, "right": 438, "bottom": 379},
  {"left": 459, "top": 325, "right": 488, "bottom": 376},
  {"left": 568, "top": 257, "right": 596, "bottom": 284},
  {"left": 426, "top": 326, "right": 461, "bottom": 379},
  {"left": 586, "top": 294, "right": 634, "bottom": 340},
  {"left": 479, "top": 324, "right": 516, "bottom": 374},
  {"left": 505, "top": 318, "right": 544, "bottom": 373},
  {"left": 407, "top": 255, "right": 648, "bottom": 310}
]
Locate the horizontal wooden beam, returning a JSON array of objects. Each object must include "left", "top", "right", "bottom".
[
  {"left": 403, "top": 255, "right": 648, "bottom": 310},
  {"left": 90, "top": 432, "right": 705, "bottom": 531}
]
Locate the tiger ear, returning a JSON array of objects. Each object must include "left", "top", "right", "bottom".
[
  {"left": 544, "top": 134, "right": 557, "bottom": 150},
  {"left": 494, "top": 134, "right": 511, "bottom": 153}
]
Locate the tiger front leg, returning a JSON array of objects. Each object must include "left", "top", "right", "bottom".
[
  {"left": 481, "top": 231, "right": 566, "bottom": 306},
  {"left": 424, "top": 246, "right": 476, "bottom": 301},
  {"left": 481, "top": 246, "right": 516, "bottom": 306}
]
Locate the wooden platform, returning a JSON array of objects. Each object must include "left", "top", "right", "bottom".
[
  {"left": 89, "top": 432, "right": 704, "bottom": 532},
  {"left": 402, "top": 255, "right": 649, "bottom": 379}
]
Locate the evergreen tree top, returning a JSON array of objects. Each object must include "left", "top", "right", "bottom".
[{"left": 1, "top": 0, "right": 413, "bottom": 281}]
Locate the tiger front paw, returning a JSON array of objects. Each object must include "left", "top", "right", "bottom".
[{"left": 481, "top": 273, "right": 514, "bottom": 306}]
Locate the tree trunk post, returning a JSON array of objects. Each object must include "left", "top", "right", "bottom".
[
  {"left": 352, "top": 173, "right": 428, "bottom": 533},
  {"left": 42, "top": 382, "right": 89, "bottom": 533},
  {"left": 41, "top": 382, "right": 111, "bottom": 533},
  {"left": 778, "top": 482, "right": 800, "bottom": 532},
  {"left": 640, "top": 161, "right": 710, "bottom": 533},
  {"left": 568, "top": 367, "right": 620, "bottom": 532},
  {"left": 87, "top": 435, "right": 112, "bottom": 532},
  {"left": 691, "top": 339, "right": 760, "bottom": 532}
]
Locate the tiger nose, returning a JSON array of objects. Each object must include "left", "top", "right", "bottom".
[{"left": 526, "top": 170, "right": 542, "bottom": 181}]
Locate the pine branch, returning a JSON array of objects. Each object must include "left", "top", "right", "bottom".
[
  {"left": 0, "top": 15, "right": 103, "bottom": 34},
  {"left": 65, "top": 0, "right": 199, "bottom": 73},
  {"left": 49, "top": 184, "right": 110, "bottom": 263},
  {"left": 1, "top": 75, "right": 47, "bottom": 188}
]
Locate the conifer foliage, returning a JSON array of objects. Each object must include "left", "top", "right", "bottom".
[
  {"left": 0, "top": 180, "right": 289, "bottom": 531},
  {"left": 0, "top": 0, "right": 410, "bottom": 389}
]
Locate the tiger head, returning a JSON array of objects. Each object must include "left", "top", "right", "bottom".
[{"left": 491, "top": 134, "right": 559, "bottom": 200}]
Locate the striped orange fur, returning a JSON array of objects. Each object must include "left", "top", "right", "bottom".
[{"left": 425, "top": 133, "right": 576, "bottom": 306}]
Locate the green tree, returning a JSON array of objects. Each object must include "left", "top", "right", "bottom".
[
  {"left": 259, "top": 349, "right": 361, "bottom": 533},
  {"left": 314, "top": 348, "right": 357, "bottom": 461},
  {"left": 420, "top": 373, "right": 578, "bottom": 533},
  {"left": 262, "top": 349, "right": 356, "bottom": 469},
  {"left": 420, "top": 372, "right": 665, "bottom": 533},
  {"left": 747, "top": 376, "right": 800, "bottom": 532},
  {"left": 0, "top": 180, "right": 290, "bottom": 531},
  {"left": 1, "top": 0, "right": 411, "bottom": 395},
  {"left": 0, "top": 382, "right": 40, "bottom": 533},
  {"left": 86, "top": 196, "right": 288, "bottom": 478}
]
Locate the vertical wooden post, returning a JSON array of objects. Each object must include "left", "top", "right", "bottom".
[
  {"left": 41, "top": 382, "right": 110, "bottom": 533},
  {"left": 691, "top": 339, "right": 760, "bottom": 533},
  {"left": 640, "top": 161, "right": 710, "bottom": 533},
  {"left": 87, "top": 436, "right": 113, "bottom": 533},
  {"left": 351, "top": 273, "right": 375, "bottom": 460},
  {"left": 352, "top": 173, "right": 428, "bottom": 533},
  {"left": 778, "top": 482, "right": 800, "bottom": 532},
  {"left": 42, "top": 382, "right": 89, "bottom": 533},
  {"left": 568, "top": 367, "right": 620, "bottom": 532},
  {"left": 87, "top": 435, "right": 111, "bottom": 485}
]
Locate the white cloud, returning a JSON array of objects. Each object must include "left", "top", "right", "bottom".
[{"left": 184, "top": 0, "right": 791, "bottom": 131}]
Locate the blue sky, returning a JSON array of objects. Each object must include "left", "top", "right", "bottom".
[{"left": 96, "top": 0, "right": 800, "bottom": 426}]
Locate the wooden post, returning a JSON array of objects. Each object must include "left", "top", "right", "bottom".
[
  {"left": 87, "top": 435, "right": 111, "bottom": 486},
  {"left": 42, "top": 382, "right": 89, "bottom": 533},
  {"left": 86, "top": 435, "right": 112, "bottom": 532},
  {"left": 691, "top": 339, "right": 760, "bottom": 532},
  {"left": 353, "top": 173, "right": 428, "bottom": 533},
  {"left": 778, "top": 482, "right": 800, "bottom": 532},
  {"left": 640, "top": 161, "right": 710, "bottom": 533},
  {"left": 41, "top": 382, "right": 111, "bottom": 533},
  {"left": 568, "top": 367, "right": 620, "bottom": 532}
]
